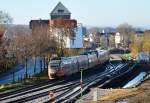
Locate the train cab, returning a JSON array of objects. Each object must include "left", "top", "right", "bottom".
[{"left": 48, "top": 57, "right": 61, "bottom": 79}]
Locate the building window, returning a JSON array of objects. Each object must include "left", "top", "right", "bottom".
[
  {"left": 58, "top": 9, "right": 64, "bottom": 13},
  {"left": 71, "top": 39, "right": 74, "bottom": 45}
]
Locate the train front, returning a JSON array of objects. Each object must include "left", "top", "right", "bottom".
[{"left": 48, "top": 57, "right": 61, "bottom": 79}]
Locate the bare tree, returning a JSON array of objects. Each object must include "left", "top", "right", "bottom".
[
  {"left": 8, "top": 25, "right": 57, "bottom": 77},
  {"left": 0, "top": 10, "right": 12, "bottom": 46},
  {"left": 0, "top": 11, "right": 13, "bottom": 73},
  {"left": 0, "top": 11, "right": 13, "bottom": 24},
  {"left": 88, "top": 27, "right": 99, "bottom": 34},
  {"left": 0, "top": 11, "right": 13, "bottom": 57},
  {"left": 117, "top": 23, "right": 134, "bottom": 48},
  {"left": 31, "top": 24, "right": 57, "bottom": 57},
  {"left": 31, "top": 24, "right": 58, "bottom": 72},
  {"left": 50, "top": 18, "right": 76, "bottom": 57},
  {"left": 9, "top": 26, "right": 57, "bottom": 59}
]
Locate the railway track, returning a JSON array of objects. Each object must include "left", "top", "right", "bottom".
[
  {"left": 0, "top": 62, "right": 134, "bottom": 103},
  {"left": 0, "top": 79, "right": 57, "bottom": 98},
  {"left": 6, "top": 81, "right": 79, "bottom": 103},
  {"left": 0, "top": 80, "right": 65, "bottom": 101},
  {"left": 51, "top": 62, "right": 130, "bottom": 103}
]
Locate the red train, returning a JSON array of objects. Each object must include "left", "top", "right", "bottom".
[{"left": 48, "top": 49, "right": 109, "bottom": 79}]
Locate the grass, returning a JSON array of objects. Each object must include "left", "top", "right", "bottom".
[
  {"left": 128, "top": 78, "right": 150, "bottom": 103},
  {"left": 0, "top": 83, "right": 23, "bottom": 92},
  {"left": 89, "top": 87, "right": 145, "bottom": 103},
  {"left": 121, "top": 53, "right": 133, "bottom": 60},
  {"left": 99, "top": 88, "right": 142, "bottom": 101}
]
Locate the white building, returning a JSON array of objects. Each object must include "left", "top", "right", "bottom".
[
  {"left": 115, "top": 32, "right": 121, "bottom": 48},
  {"left": 66, "top": 24, "right": 83, "bottom": 48},
  {"left": 51, "top": 23, "right": 84, "bottom": 49}
]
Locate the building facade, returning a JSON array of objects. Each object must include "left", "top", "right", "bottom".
[{"left": 29, "top": 2, "right": 84, "bottom": 49}]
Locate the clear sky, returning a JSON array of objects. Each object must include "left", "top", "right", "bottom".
[{"left": 1, "top": 0, "right": 150, "bottom": 28}]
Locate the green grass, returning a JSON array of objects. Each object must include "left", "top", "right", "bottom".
[
  {"left": 121, "top": 53, "right": 133, "bottom": 60},
  {"left": 0, "top": 82, "right": 25, "bottom": 92}
]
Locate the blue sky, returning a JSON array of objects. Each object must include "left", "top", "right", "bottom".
[{"left": 1, "top": 0, "right": 150, "bottom": 28}]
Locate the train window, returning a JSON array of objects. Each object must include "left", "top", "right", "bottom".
[
  {"left": 93, "top": 51, "right": 98, "bottom": 57},
  {"left": 50, "top": 62, "right": 60, "bottom": 68},
  {"left": 50, "top": 65, "right": 60, "bottom": 68},
  {"left": 80, "top": 52, "right": 88, "bottom": 55},
  {"left": 50, "top": 59, "right": 61, "bottom": 69},
  {"left": 51, "top": 57, "right": 61, "bottom": 60}
]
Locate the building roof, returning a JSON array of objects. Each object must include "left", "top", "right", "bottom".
[
  {"left": 29, "top": 20, "right": 49, "bottom": 29},
  {"left": 50, "top": 2, "right": 71, "bottom": 15}
]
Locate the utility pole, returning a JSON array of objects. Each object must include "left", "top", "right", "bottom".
[
  {"left": 34, "top": 57, "right": 36, "bottom": 74},
  {"left": 44, "top": 56, "right": 45, "bottom": 69},
  {"left": 103, "top": 30, "right": 109, "bottom": 50},
  {"left": 40, "top": 58, "right": 42, "bottom": 72},
  {"left": 25, "top": 57, "right": 28, "bottom": 79},
  {"left": 12, "top": 70, "right": 15, "bottom": 83}
]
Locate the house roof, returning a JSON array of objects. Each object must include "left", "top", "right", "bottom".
[
  {"left": 29, "top": 20, "right": 49, "bottom": 29},
  {"left": 50, "top": 2, "right": 71, "bottom": 15}
]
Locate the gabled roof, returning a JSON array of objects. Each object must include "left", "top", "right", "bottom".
[{"left": 51, "top": 2, "right": 71, "bottom": 15}]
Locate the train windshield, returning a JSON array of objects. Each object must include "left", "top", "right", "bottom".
[
  {"left": 51, "top": 57, "right": 61, "bottom": 60},
  {"left": 49, "top": 57, "right": 61, "bottom": 68}
]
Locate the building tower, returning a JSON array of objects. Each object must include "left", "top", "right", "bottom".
[{"left": 50, "top": 2, "right": 71, "bottom": 20}]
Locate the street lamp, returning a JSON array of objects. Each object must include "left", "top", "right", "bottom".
[
  {"left": 25, "top": 57, "right": 28, "bottom": 79},
  {"left": 80, "top": 67, "right": 83, "bottom": 97}
]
